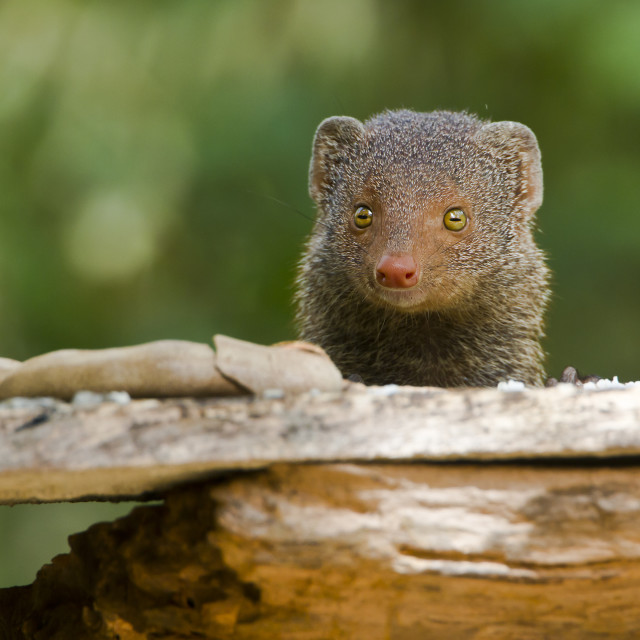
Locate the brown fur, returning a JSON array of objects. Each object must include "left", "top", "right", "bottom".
[{"left": 295, "top": 110, "right": 549, "bottom": 387}]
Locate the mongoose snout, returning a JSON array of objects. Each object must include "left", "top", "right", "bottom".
[{"left": 375, "top": 254, "right": 419, "bottom": 289}]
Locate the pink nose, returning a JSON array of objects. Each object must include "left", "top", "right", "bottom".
[{"left": 376, "top": 254, "right": 419, "bottom": 289}]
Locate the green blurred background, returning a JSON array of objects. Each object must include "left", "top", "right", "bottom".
[{"left": 1, "top": 0, "right": 639, "bottom": 587}]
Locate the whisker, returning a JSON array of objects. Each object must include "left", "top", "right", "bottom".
[
  {"left": 250, "top": 190, "right": 375, "bottom": 260},
  {"left": 246, "top": 190, "right": 316, "bottom": 224},
  {"left": 421, "top": 231, "right": 484, "bottom": 272}
]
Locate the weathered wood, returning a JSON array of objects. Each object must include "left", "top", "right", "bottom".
[
  {"left": 3, "top": 463, "right": 640, "bottom": 639},
  {"left": 1, "top": 384, "right": 640, "bottom": 503},
  {"left": 0, "top": 340, "right": 238, "bottom": 400},
  {"left": 2, "top": 383, "right": 640, "bottom": 637},
  {"left": 0, "top": 336, "right": 344, "bottom": 401}
]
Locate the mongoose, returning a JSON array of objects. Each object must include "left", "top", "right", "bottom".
[{"left": 295, "top": 109, "right": 549, "bottom": 387}]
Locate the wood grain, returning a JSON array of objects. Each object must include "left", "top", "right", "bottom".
[
  {"left": 1, "top": 384, "right": 639, "bottom": 503},
  {"left": 3, "top": 463, "right": 640, "bottom": 639},
  {"left": 2, "top": 384, "right": 640, "bottom": 637}
]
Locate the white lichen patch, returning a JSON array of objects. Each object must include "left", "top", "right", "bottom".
[
  {"left": 497, "top": 379, "right": 526, "bottom": 391},
  {"left": 583, "top": 376, "right": 640, "bottom": 391}
]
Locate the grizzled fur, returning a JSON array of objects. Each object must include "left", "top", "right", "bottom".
[{"left": 295, "top": 110, "right": 549, "bottom": 387}]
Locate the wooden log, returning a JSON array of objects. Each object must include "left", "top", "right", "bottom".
[
  {"left": 1, "top": 384, "right": 640, "bottom": 637},
  {"left": 0, "top": 384, "right": 640, "bottom": 503},
  {"left": 2, "top": 462, "right": 640, "bottom": 638}
]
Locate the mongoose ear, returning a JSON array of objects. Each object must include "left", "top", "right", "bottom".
[
  {"left": 475, "top": 121, "right": 543, "bottom": 217},
  {"left": 309, "top": 116, "right": 365, "bottom": 205}
]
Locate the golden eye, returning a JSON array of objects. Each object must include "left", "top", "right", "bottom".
[
  {"left": 443, "top": 208, "right": 467, "bottom": 231},
  {"left": 353, "top": 206, "right": 373, "bottom": 229}
]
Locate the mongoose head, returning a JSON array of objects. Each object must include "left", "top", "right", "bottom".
[{"left": 308, "top": 110, "right": 543, "bottom": 313}]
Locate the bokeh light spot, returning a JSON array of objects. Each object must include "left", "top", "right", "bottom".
[{"left": 66, "top": 190, "right": 157, "bottom": 282}]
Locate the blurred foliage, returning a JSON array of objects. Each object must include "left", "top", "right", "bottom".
[{"left": 1, "top": 0, "right": 640, "bottom": 586}]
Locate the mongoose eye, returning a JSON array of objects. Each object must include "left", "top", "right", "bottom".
[
  {"left": 353, "top": 206, "right": 373, "bottom": 229},
  {"left": 443, "top": 208, "right": 467, "bottom": 231}
]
